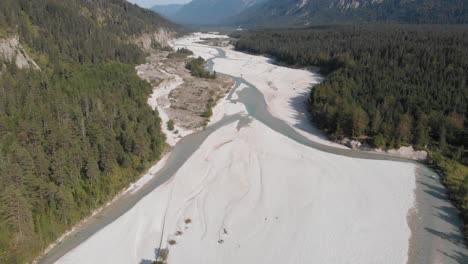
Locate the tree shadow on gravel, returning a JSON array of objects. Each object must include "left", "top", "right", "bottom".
[
  {"left": 436, "top": 249, "right": 468, "bottom": 264},
  {"left": 425, "top": 227, "right": 466, "bottom": 247},
  {"left": 417, "top": 180, "right": 448, "bottom": 201},
  {"left": 434, "top": 205, "right": 463, "bottom": 226},
  {"left": 287, "top": 89, "right": 330, "bottom": 142}
]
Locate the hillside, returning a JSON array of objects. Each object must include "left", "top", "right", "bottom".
[
  {"left": 230, "top": 0, "right": 468, "bottom": 27},
  {"left": 151, "top": 4, "right": 184, "bottom": 18},
  {"left": 171, "top": 0, "right": 267, "bottom": 25},
  {"left": 0, "top": 0, "right": 177, "bottom": 262}
]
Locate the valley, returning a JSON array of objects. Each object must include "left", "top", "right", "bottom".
[
  {"left": 1, "top": 1, "right": 465, "bottom": 263},
  {"left": 37, "top": 33, "right": 468, "bottom": 264}
]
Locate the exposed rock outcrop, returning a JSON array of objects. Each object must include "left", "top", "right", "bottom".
[
  {"left": 0, "top": 36, "right": 39, "bottom": 69},
  {"left": 341, "top": 137, "right": 428, "bottom": 161},
  {"left": 132, "top": 29, "right": 174, "bottom": 51}
]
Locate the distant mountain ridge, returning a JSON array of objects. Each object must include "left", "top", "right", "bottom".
[
  {"left": 230, "top": 0, "right": 468, "bottom": 27},
  {"left": 151, "top": 3, "right": 184, "bottom": 18},
  {"left": 169, "top": 0, "right": 267, "bottom": 25}
]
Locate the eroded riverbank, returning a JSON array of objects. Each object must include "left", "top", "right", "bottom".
[{"left": 137, "top": 45, "right": 234, "bottom": 146}]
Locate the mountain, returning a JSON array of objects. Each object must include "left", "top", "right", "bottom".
[
  {"left": 151, "top": 3, "right": 185, "bottom": 18},
  {"left": 231, "top": 0, "right": 468, "bottom": 27},
  {"left": 0, "top": 0, "right": 176, "bottom": 262},
  {"left": 171, "top": 0, "right": 267, "bottom": 25}
]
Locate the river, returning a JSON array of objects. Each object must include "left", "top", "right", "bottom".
[{"left": 37, "top": 33, "right": 467, "bottom": 264}]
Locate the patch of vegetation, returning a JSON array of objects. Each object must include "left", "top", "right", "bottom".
[
  {"left": 0, "top": 62, "right": 168, "bottom": 263},
  {"left": 151, "top": 41, "right": 173, "bottom": 52},
  {"left": 167, "top": 239, "right": 177, "bottom": 246},
  {"left": 0, "top": 27, "right": 8, "bottom": 38},
  {"left": 185, "top": 57, "right": 216, "bottom": 79},
  {"left": 201, "top": 98, "right": 215, "bottom": 118},
  {"left": 167, "top": 48, "right": 193, "bottom": 59},
  {"left": 153, "top": 248, "right": 169, "bottom": 264},
  {"left": 167, "top": 119, "right": 175, "bottom": 131}
]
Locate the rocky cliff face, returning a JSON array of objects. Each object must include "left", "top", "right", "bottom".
[
  {"left": 132, "top": 28, "right": 175, "bottom": 51},
  {"left": 0, "top": 36, "right": 39, "bottom": 69},
  {"left": 332, "top": 0, "right": 384, "bottom": 9}
]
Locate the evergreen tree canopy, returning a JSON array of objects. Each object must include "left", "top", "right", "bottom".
[
  {"left": 233, "top": 25, "right": 468, "bottom": 240},
  {"left": 0, "top": 0, "right": 175, "bottom": 262}
]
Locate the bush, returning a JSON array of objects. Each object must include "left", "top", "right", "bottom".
[
  {"left": 373, "top": 134, "right": 386, "bottom": 148},
  {"left": 167, "top": 48, "right": 193, "bottom": 59},
  {"left": 167, "top": 119, "right": 175, "bottom": 131},
  {"left": 185, "top": 57, "right": 216, "bottom": 79}
]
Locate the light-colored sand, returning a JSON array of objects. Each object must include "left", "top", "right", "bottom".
[
  {"left": 175, "top": 33, "right": 347, "bottom": 149},
  {"left": 375, "top": 146, "right": 428, "bottom": 161},
  {"left": 56, "top": 33, "right": 417, "bottom": 264},
  {"left": 56, "top": 119, "right": 416, "bottom": 264},
  {"left": 137, "top": 63, "right": 190, "bottom": 146},
  {"left": 172, "top": 35, "right": 221, "bottom": 61},
  {"left": 209, "top": 83, "right": 248, "bottom": 125},
  {"left": 126, "top": 154, "right": 170, "bottom": 194},
  {"left": 164, "top": 120, "right": 416, "bottom": 264}
]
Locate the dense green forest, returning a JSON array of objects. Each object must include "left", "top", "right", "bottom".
[
  {"left": 0, "top": 0, "right": 173, "bottom": 262},
  {"left": 233, "top": 25, "right": 468, "bottom": 239}
]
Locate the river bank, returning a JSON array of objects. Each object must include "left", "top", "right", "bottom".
[
  {"left": 137, "top": 45, "right": 234, "bottom": 146},
  {"left": 38, "top": 33, "right": 467, "bottom": 264}
]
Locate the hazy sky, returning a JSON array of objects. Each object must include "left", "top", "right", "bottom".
[{"left": 128, "top": 0, "right": 191, "bottom": 8}]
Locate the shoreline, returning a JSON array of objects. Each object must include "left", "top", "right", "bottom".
[
  {"left": 35, "top": 35, "right": 238, "bottom": 264},
  {"left": 406, "top": 165, "right": 468, "bottom": 263},
  {"left": 230, "top": 45, "right": 429, "bottom": 162},
  {"left": 32, "top": 152, "right": 171, "bottom": 263},
  {"left": 194, "top": 33, "right": 467, "bottom": 262},
  {"left": 37, "top": 33, "right": 468, "bottom": 261},
  {"left": 233, "top": 43, "right": 467, "bottom": 260}
]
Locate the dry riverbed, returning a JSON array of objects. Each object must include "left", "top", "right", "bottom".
[
  {"left": 39, "top": 33, "right": 467, "bottom": 264},
  {"left": 137, "top": 47, "right": 234, "bottom": 145}
]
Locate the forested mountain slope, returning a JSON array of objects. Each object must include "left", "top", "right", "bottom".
[
  {"left": 230, "top": 0, "right": 468, "bottom": 27},
  {"left": 151, "top": 4, "right": 184, "bottom": 18},
  {"left": 171, "top": 0, "right": 267, "bottom": 25},
  {"left": 0, "top": 0, "right": 176, "bottom": 262},
  {"left": 233, "top": 25, "right": 468, "bottom": 239}
]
